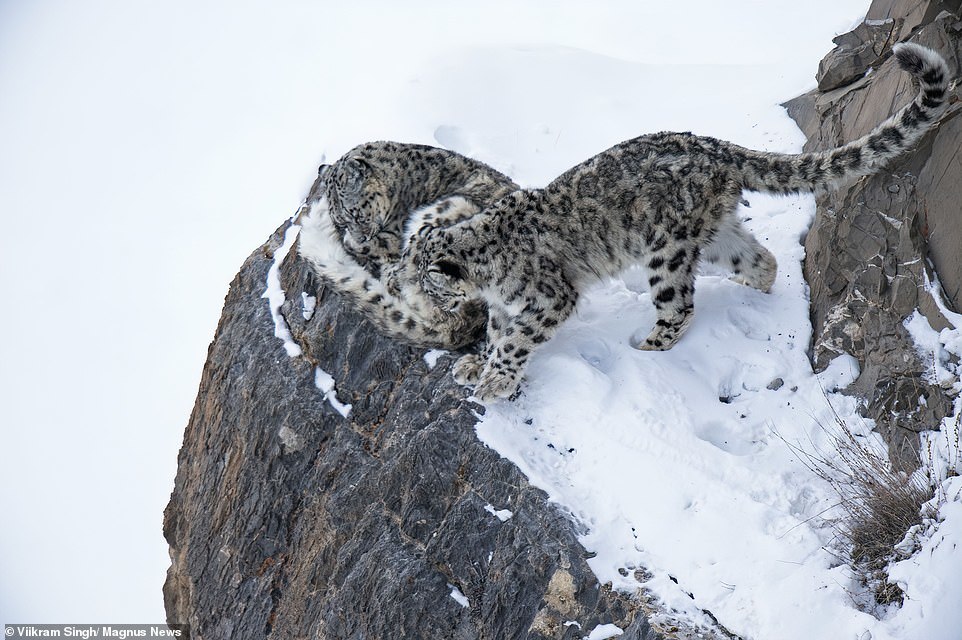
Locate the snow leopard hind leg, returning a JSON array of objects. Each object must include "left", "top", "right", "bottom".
[{"left": 701, "top": 213, "right": 778, "bottom": 293}]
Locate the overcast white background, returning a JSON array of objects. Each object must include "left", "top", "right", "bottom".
[{"left": 0, "top": 0, "right": 867, "bottom": 623}]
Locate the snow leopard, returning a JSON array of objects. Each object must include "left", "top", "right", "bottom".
[
  {"left": 320, "top": 140, "right": 518, "bottom": 276},
  {"left": 298, "top": 142, "right": 517, "bottom": 348},
  {"left": 387, "top": 42, "right": 952, "bottom": 401}
]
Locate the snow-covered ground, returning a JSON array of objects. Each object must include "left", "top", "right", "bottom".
[
  {"left": 2, "top": 0, "right": 959, "bottom": 636},
  {"left": 472, "top": 196, "right": 962, "bottom": 639}
]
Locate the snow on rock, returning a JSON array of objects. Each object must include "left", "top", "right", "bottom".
[
  {"left": 923, "top": 269, "right": 962, "bottom": 330},
  {"left": 262, "top": 217, "right": 352, "bottom": 418},
  {"left": 904, "top": 297, "right": 962, "bottom": 483},
  {"left": 262, "top": 221, "right": 303, "bottom": 357},
  {"left": 886, "top": 477, "right": 962, "bottom": 640},
  {"left": 301, "top": 292, "right": 317, "bottom": 321},
  {"left": 904, "top": 307, "right": 960, "bottom": 390},
  {"left": 583, "top": 623, "right": 624, "bottom": 640},
  {"left": 818, "top": 353, "right": 862, "bottom": 392},
  {"left": 484, "top": 504, "right": 514, "bottom": 522},
  {"left": 880, "top": 269, "right": 962, "bottom": 640},
  {"left": 448, "top": 584, "right": 470, "bottom": 608},
  {"left": 314, "top": 367, "right": 352, "bottom": 419},
  {"left": 424, "top": 349, "right": 447, "bottom": 370}
]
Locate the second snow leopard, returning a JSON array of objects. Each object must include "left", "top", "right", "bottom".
[
  {"left": 320, "top": 141, "right": 518, "bottom": 276},
  {"left": 388, "top": 42, "right": 952, "bottom": 401},
  {"left": 299, "top": 142, "right": 517, "bottom": 348}
]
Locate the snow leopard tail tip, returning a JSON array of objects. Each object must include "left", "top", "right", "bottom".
[
  {"left": 741, "top": 42, "right": 950, "bottom": 195},
  {"left": 892, "top": 41, "right": 947, "bottom": 82}
]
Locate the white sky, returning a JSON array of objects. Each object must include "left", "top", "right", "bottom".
[{"left": 0, "top": 0, "right": 867, "bottom": 623}]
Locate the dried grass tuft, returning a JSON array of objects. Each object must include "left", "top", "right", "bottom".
[{"left": 786, "top": 419, "right": 931, "bottom": 608}]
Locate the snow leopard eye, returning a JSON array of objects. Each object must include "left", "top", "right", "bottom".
[
  {"left": 434, "top": 260, "right": 467, "bottom": 281},
  {"left": 423, "top": 261, "right": 468, "bottom": 303}
]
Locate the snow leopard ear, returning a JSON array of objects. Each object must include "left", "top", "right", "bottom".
[
  {"left": 341, "top": 158, "right": 369, "bottom": 193},
  {"left": 434, "top": 260, "right": 467, "bottom": 281}
]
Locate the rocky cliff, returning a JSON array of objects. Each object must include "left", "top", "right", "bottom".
[
  {"left": 162, "top": 175, "right": 674, "bottom": 638},
  {"left": 785, "top": 0, "right": 962, "bottom": 468}
]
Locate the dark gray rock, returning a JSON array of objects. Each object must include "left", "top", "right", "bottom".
[
  {"left": 816, "top": 18, "right": 895, "bottom": 91},
  {"left": 787, "top": 3, "right": 962, "bottom": 468},
  {"left": 163, "top": 176, "right": 675, "bottom": 637},
  {"left": 865, "top": 0, "right": 961, "bottom": 43}
]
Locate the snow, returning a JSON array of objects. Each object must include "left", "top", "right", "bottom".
[
  {"left": 301, "top": 292, "right": 317, "bottom": 321},
  {"left": 448, "top": 585, "right": 470, "bottom": 609},
  {"left": 887, "top": 478, "right": 962, "bottom": 635},
  {"left": 904, "top": 310, "right": 956, "bottom": 387},
  {"left": 892, "top": 299, "right": 962, "bottom": 640},
  {"left": 584, "top": 623, "right": 624, "bottom": 640},
  {"left": 262, "top": 217, "right": 352, "bottom": 418},
  {"left": 314, "top": 367, "right": 353, "bottom": 419},
  {"left": 424, "top": 349, "right": 448, "bottom": 370},
  {"left": 4, "top": 0, "right": 959, "bottom": 634},
  {"left": 262, "top": 221, "right": 303, "bottom": 357},
  {"left": 924, "top": 268, "right": 962, "bottom": 329},
  {"left": 484, "top": 504, "right": 514, "bottom": 522}
]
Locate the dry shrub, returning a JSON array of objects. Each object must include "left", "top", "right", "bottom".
[{"left": 786, "top": 420, "right": 932, "bottom": 608}]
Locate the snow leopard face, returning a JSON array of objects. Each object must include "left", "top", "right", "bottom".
[
  {"left": 421, "top": 258, "right": 474, "bottom": 305},
  {"left": 324, "top": 155, "right": 396, "bottom": 261},
  {"left": 384, "top": 227, "right": 477, "bottom": 310}
]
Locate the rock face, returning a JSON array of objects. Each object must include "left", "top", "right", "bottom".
[
  {"left": 163, "top": 176, "right": 669, "bottom": 638},
  {"left": 784, "top": 0, "right": 962, "bottom": 468}
]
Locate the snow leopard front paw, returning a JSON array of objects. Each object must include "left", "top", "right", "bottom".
[
  {"left": 473, "top": 368, "right": 521, "bottom": 402},
  {"left": 453, "top": 353, "right": 484, "bottom": 385}
]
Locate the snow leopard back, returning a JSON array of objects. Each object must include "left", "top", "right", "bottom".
[
  {"left": 396, "top": 42, "right": 952, "bottom": 401},
  {"left": 321, "top": 141, "right": 518, "bottom": 276}
]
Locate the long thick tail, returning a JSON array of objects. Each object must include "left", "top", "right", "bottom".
[{"left": 737, "top": 42, "right": 951, "bottom": 194}]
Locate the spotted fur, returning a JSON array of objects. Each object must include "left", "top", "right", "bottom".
[
  {"left": 389, "top": 42, "right": 951, "bottom": 401},
  {"left": 321, "top": 140, "right": 518, "bottom": 277},
  {"left": 299, "top": 142, "right": 517, "bottom": 348}
]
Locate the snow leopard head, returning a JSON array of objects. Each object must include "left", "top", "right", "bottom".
[
  {"left": 324, "top": 153, "right": 396, "bottom": 261},
  {"left": 422, "top": 258, "right": 474, "bottom": 305},
  {"left": 385, "top": 224, "right": 477, "bottom": 310}
]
